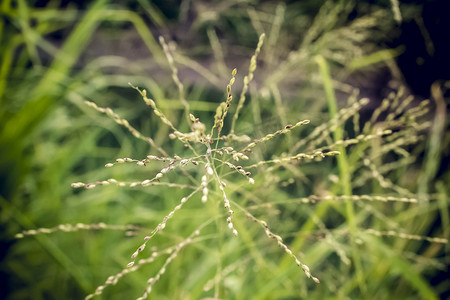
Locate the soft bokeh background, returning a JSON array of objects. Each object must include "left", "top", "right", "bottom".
[{"left": 1, "top": 0, "right": 449, "bottom": 299}]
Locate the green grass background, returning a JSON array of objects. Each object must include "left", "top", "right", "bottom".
[{"left": 1, "top": 1, "right": 448, "bottom": 299}]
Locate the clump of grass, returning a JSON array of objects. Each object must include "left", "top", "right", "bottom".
[
  {"left": 4, "top": 1, "right": 448, "bottom": 299},
  {"left": 13, "top": 19, "right": 448, "bottom": 300}
]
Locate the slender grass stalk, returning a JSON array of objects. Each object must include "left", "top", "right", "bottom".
[
  {"left": 207, "top": 27, "right": 228, "bottom": 78},
  {"left": 230, "top": 33, "right": 265, "bottom": 135},
  {"left": 18, "top": 0, "right": 42, "bottom": 66},
  {"left": 417, "top": 83, "right": 447, "bottom": 203},
  {"left": 315, "top": 54, "right": 366, "bottom": 293},
  {"left": 0, "top": 36, "right": 22, "bottom": 105},
  {"left": 159, "top": 36, "right": 191, "bottom": 125}
]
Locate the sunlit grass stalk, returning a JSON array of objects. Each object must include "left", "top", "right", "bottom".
[
  {"left": 315, "top": 54, "right": 366, "bottom": 292},
  {"left": 159, "top": 36, "right": 191, "bottom": 125},
  {"left": 230, "top": 33, "right": 265, "bottom": 135}
]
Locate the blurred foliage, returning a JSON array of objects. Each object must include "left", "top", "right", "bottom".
[{"left": 1, "top": 0, "right": 448, "bottom": 299}]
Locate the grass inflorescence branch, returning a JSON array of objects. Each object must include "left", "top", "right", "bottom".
[{"left": 15, "top": 223, "right": 140, "bottom": 239}]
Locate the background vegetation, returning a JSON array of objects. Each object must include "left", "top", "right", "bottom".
[{"left": 1, "top": 0, "right": 448, "bottom": 299}]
